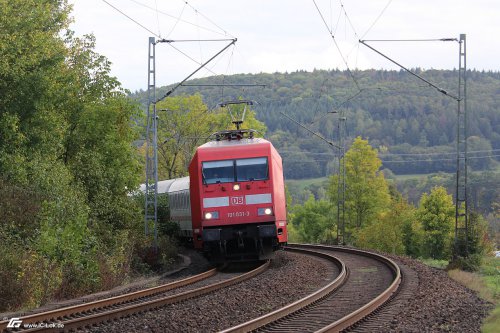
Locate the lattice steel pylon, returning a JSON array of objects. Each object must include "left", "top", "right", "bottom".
[
  {"left": 454, "top": 34, "right": 468, "bottom": 258},
  {"left": 143, "top": 37, "right": 237, "bottom": 250},
  {"left": 145, "top": 37, "right": 158, "bottom": 248},
  {"left": 336, "top": 112, "right": 346, "bottom": 245}
]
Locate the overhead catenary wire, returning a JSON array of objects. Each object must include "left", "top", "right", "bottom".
[
  {"left": 102, "top": 0, "right": 160, "bottom": 37},
  {"left": 128, "top": 0, "right": 232, "bottom": 37},
  {"left": 180, "top": 0, "right": 233, "bottom": 37},
  {"left": 382, "top": 154, "right": 500, "bottom": 163},
  {"left": 101, "top": 0, "right": 231, "bottom": 77},
  {"left": 154, "top": 0, "right": 161, "bottom": 37},
  {"left": 282, "top": 154, "right": 500, "bottom": 164},
  {"left": 359, "top": 39, "right": 460, "bottom": 100},
  {"left": 359, "top": 0, "right": 393, "bottom": 39},
  {"left": 309, "top": 88, "right": 364, "bottom": 126},
  {"left": 279, "top": 149, "right": 500, "bottom": 157},
  {"left": 312, "top": 0, "right": 361, "bottom": 91},
  {"left": 155, "top": 38, "right": 237, "bottom": 103},
  {"left": 380, "top": 149, "right": 500, "bottom": 156},
  {"left": 164, "top": 1, "right": 187, "bottom": 38},
  {"left": 281, "top": 111, "right": 341, "bottom": 150},
  {"left": 337, "top": 0, "right": 360, "bottom": 38},
  {"left": 362, "top": 38, "right": 459, "bottom": 42}
]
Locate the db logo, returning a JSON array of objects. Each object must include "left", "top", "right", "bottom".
[
  {"left": 230, "top": 196, "right": 244, "bottom": 205},
  {"left": 7, "top": 318, "right": 22, "bottom": 328}
]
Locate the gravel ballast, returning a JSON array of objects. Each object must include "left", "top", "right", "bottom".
[
  {"left": 87, "top": 250, "right": 336, "bottom": 332},
  {"left": 376, "top": 254, "right": 494, "bottom": 332},
  {"left": 4, "top": 247, "right": 493, "bottom": 332}
]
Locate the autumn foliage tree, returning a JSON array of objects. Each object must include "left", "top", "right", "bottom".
[{"left": 416, "top": 186, "right": 455, "bottom": 259}]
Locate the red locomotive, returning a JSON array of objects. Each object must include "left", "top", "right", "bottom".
[
  {"left": 189, "top": 133, "right": 287, "bottom": 261},
  {"left": 161, "top": 101, "right": 288, "bottom": 262}
]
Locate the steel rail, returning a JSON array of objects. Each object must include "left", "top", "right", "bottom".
[
  {"left": 21, "top": 261, "right": 270, "bottom": 333},
  {"left": 220, "top": 247, "right": 347, "bottom": 333},
  {"left": 0, "top": 267, "right": 218, "bottom": 332},
  {"left": 220, "top": 244, "right": 401, "bottom": 333},
  {"left": 290, "top": 244, "right": 402, "bottom": 333}
]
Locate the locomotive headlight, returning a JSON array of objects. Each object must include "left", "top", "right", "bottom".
[
  {"left": 233, "top": 184, "right": 240, "bottom": 191},
  {"left": 204, "top": 211, "right": 219, "bottom": 220},
  {"left": 258, "top": 208, "right": 273, "bottom": 216}
]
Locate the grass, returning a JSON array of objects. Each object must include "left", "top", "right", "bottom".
[
  {"left": 444, "top": 255, "right": 500, "bottom": 333},
  {"left": 392, "top": 173, "right": 431, "bottom": 181},
  {"left": 285, "top": 177, "right": 328, "bottom": 192},
  {"left": 482, "top": 306, "right": 500, "bottom": 333},
  {"left": 419, "top": 258, "right": 449, "bottom": 269}
]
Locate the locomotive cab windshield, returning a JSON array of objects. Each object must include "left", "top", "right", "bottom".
[
  {"left": 236, "top": 157, "right": 268, "bottom": 181},
  {"left": 202, "top": 160, "right": 234, "bottom": 184},
  {"left": 202, "top": 157, "right": 269, "bottom": 184}
]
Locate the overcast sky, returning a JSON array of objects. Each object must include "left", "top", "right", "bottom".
[{"left": 69, "top": 0, "right": 499, "bottom": 92}]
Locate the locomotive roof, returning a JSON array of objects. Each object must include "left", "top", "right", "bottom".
[{"left": 198, "top": 137, "right": 270, "bottom": 149}]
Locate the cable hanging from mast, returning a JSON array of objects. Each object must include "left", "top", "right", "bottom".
[{"left": 312, "top": 0, "right": 361, "bottom": 91}]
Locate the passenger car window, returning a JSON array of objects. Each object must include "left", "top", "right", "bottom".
[
  {"left": 202, "top": 160, "right": 234, "bottom": 184},
  {"left": 236, "top": 157, "right": 268, "bottom": 181}
]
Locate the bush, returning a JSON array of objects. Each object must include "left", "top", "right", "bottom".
[
  {"left": 134, "top": 235, "right": 178, "bottom": 273},
  {"left": 449, "top": 253, "right": 483, "bottom": 272},
  {"left": 0, "top": 245, "right": 62, "bottom": 311}
]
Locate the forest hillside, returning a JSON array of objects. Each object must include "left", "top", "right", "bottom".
[{"left": 132, "top": 69, "right": 500, "bottom": 179}]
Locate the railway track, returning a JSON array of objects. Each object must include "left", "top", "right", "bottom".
[
  {"left": 222, "top": 244, "right": 401, "bottom": 333},
  {"left": 0, "top": 261, "right": 269, "bottom": 333}
]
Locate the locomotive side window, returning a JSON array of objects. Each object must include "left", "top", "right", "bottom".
[
  {"left": 202, "top": 160, "right": 234, "bottom": 184},
  {"left": 236, "top": 157, "right": 268, "bottom": 182}
]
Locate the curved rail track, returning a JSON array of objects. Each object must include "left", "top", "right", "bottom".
[
  {"left": 222, "top": 244, "right": 401, "bottom": 333},
  {"left": 1, "top": 261, "right": 269, "bottom": 333}
]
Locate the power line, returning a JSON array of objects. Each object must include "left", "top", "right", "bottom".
[
  {"left": 165, "top": 43, "right": 218, "bottom": 76},
  {"left": 154, "top": 0, "right": 161, "bottom": 37},
  {"left": 128, "top": 0, "right": 231, "bottom": 37},
  {"left": 102, "top": 0, "right": 159, "bottom": 37},
  {"left": 360, "top": 0, "right": 393, "bottom": 39},
  {"left": 382, "top": 154, "right": 500, "bottom": 163},
  {"left": 380, "top": 149, "right": 500, "bottom": 157},
  {"left": 312, "top": 0, "right": 361, "bottom": 91},
  {"left": 279, "top": 149, "right": 500, "bottom": 157},
  {"left": 155, "top": 38, "right": 237, "bottom": 103},
  {"left": 359, "top": 39, "right": 460, "bottom": 100},
  {"left": 282, "top": 154, "right": 500, "bottom": 164},
  {"left": 362, "top": 38, "right": 459, "bottom": 42},
  {"left": 309, "top": 88, "right": 364, "bottom": 126},
  {"left": 181, "top": 0, "right": 233, "bottom": 38},
  {"left": 338, "top": 0, "right": 360, "bottom": 38},
  {"left": 280, "top": 111, "right": 341, "bottom": 150},
  {"left": 164, "top": 1, "right": 187, "bottom": 38}
]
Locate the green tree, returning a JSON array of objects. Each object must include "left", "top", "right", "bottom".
[
  {"left": 329, "top": 137, "right": 391, "bottom": 243},
  {"left": 416, "top": 186, "right": 455, "bottom": 259},
  {"left": 0, "top": 0, "right": 144, "bottom": 309},
  {"left": 290, "top": 196, "right": 335, "bottom": 243},
  {"left": 154, "top": 94, "right": 219, "bottom": 179},
  {"left": 152, "top": 94, "right": 267, "bottom": 180},
  {"left": 357, "top": 198, "right": 416, "bottom": 255}
]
